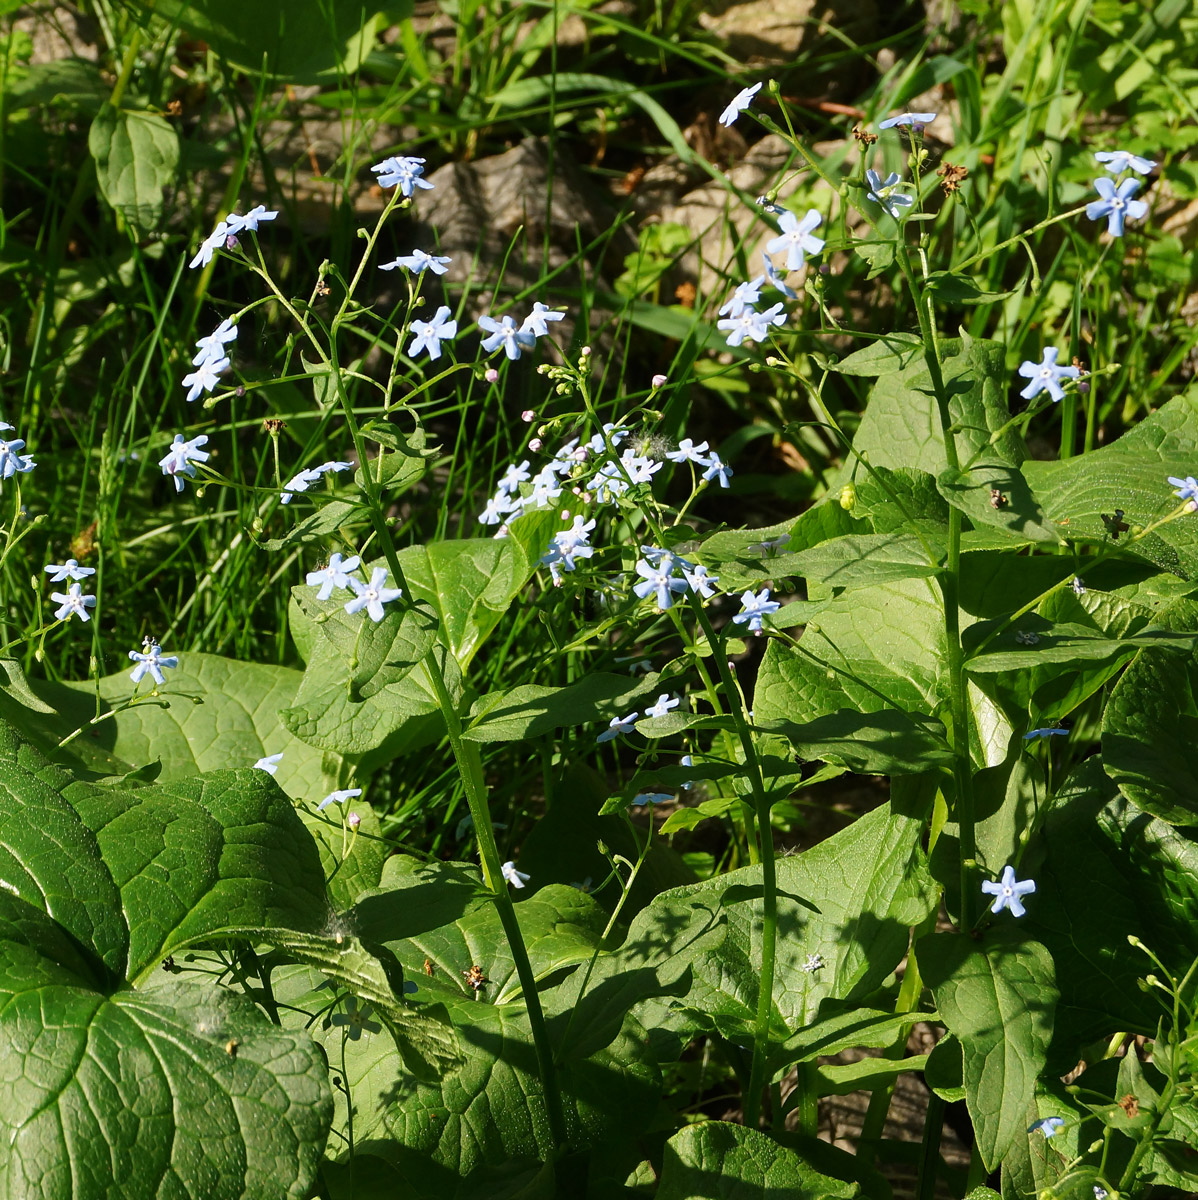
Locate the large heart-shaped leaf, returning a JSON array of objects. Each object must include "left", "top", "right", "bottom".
[
  {"left": 88, "top": 103, "right": 180, "bottom": 235},
  {"left": 0, "top": 720, "right": 334, "bottom": 1198}
]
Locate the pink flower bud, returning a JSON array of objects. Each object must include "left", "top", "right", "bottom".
[
  {"left": 521, "top": 409, "right": 535, "bottom": 422},
  {"left": 485, "top": 368, "right": 499, "bottom": 383},
  {"left": 652, "top": 374, "right": 667, "bottom": 388},
  {"left": 528, "top": 438, "right": 542, "bottom": 452},
  {"left": 348, "top": 811, "right": 361, "bottom": 830}
]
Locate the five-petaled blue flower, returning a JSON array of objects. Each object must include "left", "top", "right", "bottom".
[
  {"left": 1169, "top": 475, "right": 1198, "bottom": 505},
  {"left": 733, "top": 588, "right": 780, "bottom": 633},
  {"left": 719, "top": 82, "right": 761, "bottom": 128},
  {"left": 634, "top": 554, "right": 688, "bottom": 610},
  {"left": 479, "top": 314, "right": 536, "bottom": 360},
  {"left": 766, "top": 208, "right": 825, "bottom": 272},
  {"left": 50, "top": 583, "right": 96, "bottom": 623},
  {"left": 128, "top": 640, "right": 180, "bottom": 686},
  {"left": 380, "top": 249, "right": 452, "bottom": 275},
  {"left": 319, "top": 787, "right": 363, "bottom": 811},
  {"left": 1086, "top": 177, "right": 1148, "bottom": 238},
  {"left": 1094, "top": 150, "right": 1156, "bottom": 177},
  {"left": 701, "top": 453, "right": 734, "bottom": 488},
  {"left": 408, "top": 305, "right": 458, "bottom": 361},
  {"left": 502, "top": 861, "right": 530, "bottom": 888},
  {"left": 597, "top": 711, "right": 639, "bottom": 743},
  {"left": 158, "top": 433, "right": 210, "bottom": 492},
  {"left": 866, "top": 169, "right": 915, "bottom": 219},
  {"left": 762, "top": 250, "right": 798, "bottom": 298},
  {"left": 282, "top": 460, "right": 353, "bottom": 504},
  {"left": 1017, "top": 347, "right": 1079, "bottom": 403},
  {"left": 307, "top": 552, "right": 362, "bottom": 600},
  {"left": 1027, "top": 1117, "right": 1065, "bottom": 1138},
  {"left": 44, "top": 559, "right": 95, "bottom": 583},
  {"left": 371, "top": 155, "right": 433, "bottom": 197},
  {"left": 719, "top": 276, "right": 765, "bottom": 319},
  {"left": 1024, "top": 727, "right": 1068, "bottom": 740},
  {"left": 644, "top": 694, "right": 680, "bottom": 719},
  {"left": 0, "top": 430, "right": 36, "bottom": 481},
  {"left": 344, "top": 567, "right": 403, "bottom": 622},
  {"left": 879, "top": 110, "right": 936, "bottom": 129},
  {"left": 521, "top": 302, "right": 566, "bottom": 338},
  {"left": 981, "top": 864, "right": 1036, "bottom": 917}
]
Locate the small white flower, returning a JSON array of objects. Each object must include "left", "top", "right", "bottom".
[
  {"left": 718, "top": 82, "right": 762, "bottom": 127},
  {"left": 645, "top": 694, "right": 680, "bottom": 719},
  {"left": 253, "top": 753, "right": 284, "bottom": 774},
  {"left": 44, "top": 559, "right": 95, "bottom": 583},
  {"left": 596, "top": 711, "right": 639, "bottom": 743}
]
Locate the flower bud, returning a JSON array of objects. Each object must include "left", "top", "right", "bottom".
[
  {"left": 348, "top": 811, "right": 361, "bottom": 830},
  {"left": 528, "top": 438, "right": 542, "bottom": 452},
  {"left": 651, "top": 374, "right": 667, "bottom": 388},
  {"left": 521, "top": 409, "right": 535, "bottom": 422},
  {"left": 485, "top": 368, "right": 499, "bottom": 383}
]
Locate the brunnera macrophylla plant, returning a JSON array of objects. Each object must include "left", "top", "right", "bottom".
[{"left": 4, "top": 88, "right": 1198, "bottom": 1200}]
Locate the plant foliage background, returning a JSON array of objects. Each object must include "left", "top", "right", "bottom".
[{"left": 2, "top": 0, "right": 1198, "bottom": 1197}]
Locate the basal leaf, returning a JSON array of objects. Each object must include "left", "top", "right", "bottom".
[{"left": 88, "top": 103, "right": 180, "bottom": 234}]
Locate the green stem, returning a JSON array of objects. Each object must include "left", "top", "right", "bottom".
[
  {"left": 425, "top": 662, "right": 568, "bottom": 1150},
  {"left": 690, "top": 600, "right": 776, "bottom": 1127}
]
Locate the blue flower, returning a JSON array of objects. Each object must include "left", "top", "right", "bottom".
[
  {"left": 701, "top": 453, "right": 734, "bottom": 488},
  {"left": 683, "top": 562, "right": 719, "bottom": 599},
  {"left": 520, "top": 302, "right": 566, "bottom": 338},
  {"left": 479, "top": 491, "right": 519, "bottom": 525},
  {"left": 181, "top": 355, "right": 230, "bottom": 403},
  {"left": 1017, "top": 347, "right": 1079, "bottom": 403},
  {"left": 866, "top": 169, "right": 914, "bottom": 218},
  {"left": 497, "top": 461, "right": 532, "bottom": 494},
  {"left": 666, "top": 438, "right": 710, "bottom": 465},
  {"left": 0, "top": 431, "right": 35, "bottom": 480},
  {"left": 502, "top": 861, "right": 530, "bottom": 888},
  {"left": 306, "top": 552, "right": 362, "bottom": 600},
  {"left": 193, "top": 318, "right": 238, "bottom": 366},
  {"left": 1087, "top": 177, "right": 1148, "bottom": 238},
  {"left": 718, "top": 82, "right": 761, "bottom": 127},
  {"left": 1169, "top": 475, "right": 1198, "bottom": 504},
  {"left": 540, "top": 515, "right": 596, "bottom": 583},
  {"left": 282, "top": 460, "right": 353, "bottom": 504},
  {"left": 479, "top": 314, "right": 536, "bottom": 360},
  {"left": 380, "top": 248, "right": 452, "bottom": 274},
  {"left": 1024, "top": 727, "right": 1068, "bottom": 740},
  {"left": 596, "top": 711, "right": 639, "bottom": 743},
  {"left": 631, "top": 792, "right": 672, "bottom": 806},
  {"left": 158, "top": 433, "right": 210, "bottom": 492},
  {"left": 408, "top": 305, "right": 458, "bottom": 361},
  {"left": 717, "top": 303, "right": 785, "bottom": 348},
  {"left": 344, "top": 567, "right": 403, "bottom": 622},
  {"left": 765, "top": 208, "right": 825, "bottom": 272},
  {"left": 762, "top": 250, "right": 798, "bottom": 298},
  {"left": 227, "top": 205, "right": 278, "bottom": 234},
  {"left": 128, "top": 640, "right": 179, "bottom": 686},
  {"left": 733, "top": 588, "right": 780, "bottom": 633},
  {"left": 719, "top": 276, "right": 765, "bottom": 319},
  {"left": 189, "top": 219, "right": 230, "bottom": 269},
  {"left": 50, "top": 583, "right": 96, "bottom": 623},
  {"left": 318, "top": 787, "right": 363, "bottom": 811},
  {"left": 633, "top": 554, "right": 688, "bottom": 610},
  {"left": 44, "top": 559, "right": 95, "bottom": 583},
  {"left": 253, "top": 752, "right": 284, "bottom": 774},
  {"left": 645, "top": 693, "right": 680, "bottom": 719},
  {"left": 980, "top": 864, "right": 1036, "bottom": 917},
  {"left": 1027, "top": 1117, "right": 1065, "bottom": 1138},
  {"left": 371, "top": 155, "right": 433, "bottom": 197},
  {"left": 1094, "top": 150, "right": 1156, "bottom": 177},
  {"left": 878, "top": 110, "right": 936, "bottom": 129}
]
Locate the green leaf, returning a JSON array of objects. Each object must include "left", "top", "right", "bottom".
[
  {"left": 88, "top": 103, "right": 180, "bottom": 235},
  {"left": 786, "top": 532, "right": 944, "bottom": 589},
  {"left": 262, "top": 498, "right": 363, "bottom": 550},
  {"left": 770, "top": 1007, "right": 937, "bottom": 1074},
  {"left": 464, "top": 672, "right": 661, "bottom": 743},
  {"left": 1103, "top": 647, "right": 1198, "bottom": 824},
  {"left": 849, "top": 465, "right": 949, "bottom": 533},
  {"left": 825, "top": 331, "right": 925, "bottom": 376},
  {"left": 658, "top": 1123, "right": 859, "bottom": 1198},
  {"left": 396, "top": 534, "right": 543, "bottom": 670},
  {"left": 920, "top": 930, "right": 1058, "bottom": 1170},
  {"left": 937, "top": 458, "right": 1063, "bottom": 544},
  {"left": 925, "top": 270, "right": 1022, "bottom": 305},
  {"left": 0, "top": 722, "right": 333, "bottom": 1198},
  {"left": 1023, "top": 389, "right": 1198, "bottom": 576},
  {"left": 758, "top": 708, "right": 954, "bottom": 775},
  {"left": 842, "top": 335, "right": 1024, "bottom": 479},
  {"left": 964, "top": 621, "right": 1193, "bottom": 674}
]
